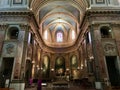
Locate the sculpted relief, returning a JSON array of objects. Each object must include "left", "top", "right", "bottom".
[
  {"left": 2, "top": 42, "right": 17, "bottom": 57},
  {"left": 103, "top": 42, "right": 117, "bottom": 56}
]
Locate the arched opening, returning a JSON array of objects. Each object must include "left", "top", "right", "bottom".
[
  {"left": 100, "top": 26, "right": 112, "bottom": 38},
  {"left": 8, "top": 27, "right": 19, "bottom": 39}
]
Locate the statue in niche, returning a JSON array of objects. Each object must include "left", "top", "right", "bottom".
[{"left": 42, "top": 56, "right": 50, "bottom": 78}]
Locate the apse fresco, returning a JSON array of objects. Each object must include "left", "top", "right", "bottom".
[
  {"left": 42, "top": 56, "right": 50, "bottom": 78},
  {"left": 55, "top": 56, "right": 65, "bottom": 76}
]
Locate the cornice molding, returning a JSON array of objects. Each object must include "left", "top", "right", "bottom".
[
  {"left": 0, "top": 10, "right": 32, "bottom": 15},
  {"left": 86, "top": 9, "right": 120, "bottom": 15}
]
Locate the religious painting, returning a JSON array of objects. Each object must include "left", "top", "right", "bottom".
[
  {"left": 42, "top": 55, "right": 50, "bottom": 78},
  {"left": 70, "top": 55, "right": 78, "bottom": 69},
  {"left": 55, "top": 56, "right": 65, "bottom": 76},
  {"left": 70, "top": 55, "right": 79, "bottom": 79},
  {"left": 96, "top": 0, "right": 105, "bottom": 4},
  {"left": 13, "top": 0, "right": 22, "bottom": 4}
]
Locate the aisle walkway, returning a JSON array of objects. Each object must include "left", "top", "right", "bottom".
[
  {"left": 25, "top": 83, "right": 97, "bottom": 90},
  {"left": 25, "top": 86, "right": 96, "bottom": 90}
]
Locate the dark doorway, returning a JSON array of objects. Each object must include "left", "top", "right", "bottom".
[
  {"left": 106, "top": 56, "right": 120, "bottom": 86},
  {"left": 0, "top": 58, "right": 14, "bottom": 87},
  {"left": 2, "top": 58, "right": 14, "bottom": 79}
]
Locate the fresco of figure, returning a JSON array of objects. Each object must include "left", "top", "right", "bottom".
[
  {"left": 42, "top": 56, "right": 50, "bottom": 78},
  {"left": 71, "top": 55, "right": 78, "bottom": 69},
  {"left": 55, "top": 57, "right": 65, "bottom": 76}
]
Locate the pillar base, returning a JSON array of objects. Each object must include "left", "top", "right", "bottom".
[
  {"left": 9, "top": 81, "right": 25, "bottom": 90},
  {"left": 95, "top": 82, "right": 103, "bottom": 90}
]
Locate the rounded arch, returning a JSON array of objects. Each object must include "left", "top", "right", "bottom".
[
  {"left": 100, "top": 25, "right": 112, "bottom": 38},
  {"left": 7, "top": 26, "right": 19, "bottom": 40},
  {"left": 55, "top": 56, "right": 66, "bottom": 76}
]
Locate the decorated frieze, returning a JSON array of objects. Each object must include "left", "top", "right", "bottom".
[
  {"left": 19, "top": 24, "right": 30, "bottom": 31},
  {"left": 91, "top": 16, "right": 120, "bottom": 22},
  {"left": 0, "top": 24, "right": 8, "bottom": 30},
  {"left": 0, "top": 16, "right": 29, "bottom": 23}
]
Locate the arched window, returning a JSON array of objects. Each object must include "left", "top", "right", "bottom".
[
  {"left": 56, "top": 31, "right": 63, "bottom": 42},
  {"left": 44, "top": 30, "right": 48, "bottom": 40},
  {"left": 100, "top": 26, "right": 112, "bottom": 38},
  {"left": 72, "top": 30, "right": 75, "bottom": 40},
  {"left": 8, "top": 27, "right": 19, "bottom": 39}
]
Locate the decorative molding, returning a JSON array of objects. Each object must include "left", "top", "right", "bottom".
[
  {"left": 19, "top": 24, "right": 30, "bottom": 30},
  {"left": 0, "top": 16, "right": 29, "bottom": 23},
  {"left": 13, "top": 0, "right": 23, "bottom": 4},
  {"left": 96, "top": 0, "right": 105, "bottom": 4},
  {"left": 0, "top": 24, "right": 9, "bottom": 30}
]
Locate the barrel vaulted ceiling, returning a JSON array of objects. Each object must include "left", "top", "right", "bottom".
[{"left": 30, "top": 0, "right": 88, "bottom": 49}]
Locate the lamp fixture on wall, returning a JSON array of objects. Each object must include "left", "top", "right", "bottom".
[{"left": 51, "top": 68, "right": 54, "bottom": 71}]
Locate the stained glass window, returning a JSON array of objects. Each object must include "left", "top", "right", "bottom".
[{"left": 57, "top": 32, "right": 63, "bottom": 42}]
